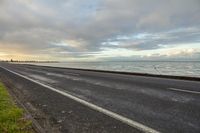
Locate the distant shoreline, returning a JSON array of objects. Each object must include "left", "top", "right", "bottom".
[
  {"left": 0, "top": 60, "right": 59, "bottom": 63},
  {"left": 1, "top": 60, "right": 200, "bottom": 63}
]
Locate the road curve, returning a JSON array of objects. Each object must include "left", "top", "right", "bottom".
[{"left": 0, "top": 63, "right": 200, "bottom": 133}]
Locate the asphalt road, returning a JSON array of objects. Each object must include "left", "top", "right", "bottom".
[{"left": 0, "top": 63, "right": 200, "bottom": 133}]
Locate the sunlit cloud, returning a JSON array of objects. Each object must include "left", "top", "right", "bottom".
[{"left": 0, "top": 0, "right": 200, "bottom": 61}]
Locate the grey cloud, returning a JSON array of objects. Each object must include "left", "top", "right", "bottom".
[
  {"left": 104, "top": 27, "right": 200, "bottom": 50},
  {"left": 0, "top": 0, "right": 200, "bottom": 59},
  {"left": 102, "top": 51, "right": 200, "bottom": 62}
]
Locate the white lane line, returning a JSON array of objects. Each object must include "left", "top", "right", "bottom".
[
  {"left": 0, "top": 66, "right": 159, "bottom": 133},
  {"left": 167, "top": 88, "right": 200, "bottom": 95},
  {"left": 65, "top": 72, "right": 80, "bottom": 76}
]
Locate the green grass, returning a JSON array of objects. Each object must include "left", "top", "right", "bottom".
[{"left": 0, "top": 82, "right": 32, "bottom": 133}]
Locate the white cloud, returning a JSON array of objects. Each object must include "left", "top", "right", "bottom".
[{"left": 0, "top": 0, "right": 200, "bottom": 61}]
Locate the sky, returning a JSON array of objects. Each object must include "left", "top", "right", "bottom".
[{"left": 0, "top": 0, "right": 200, "bottom": 61}]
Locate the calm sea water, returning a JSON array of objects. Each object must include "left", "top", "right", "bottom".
[{"left": 25, "top": 61, "right": 200, "bottom": 77}]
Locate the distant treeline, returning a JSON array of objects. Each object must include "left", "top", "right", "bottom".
[{"left": 0, "top": 59, "right": 59, "bottom": 63}]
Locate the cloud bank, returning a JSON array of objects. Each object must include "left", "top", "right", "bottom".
[{"left": 0, "top": 0, "right": 200, "bottom": 61}]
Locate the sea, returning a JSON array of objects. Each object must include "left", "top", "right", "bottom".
[{"left": 24, "top": 61, "right": 200, "bottom": 77}]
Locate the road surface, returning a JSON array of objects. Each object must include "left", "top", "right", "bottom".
[{"left": 0, "top": 63, "right": 200, "bottom": 133}]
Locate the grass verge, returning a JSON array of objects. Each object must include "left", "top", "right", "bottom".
[{"left": 0, "top": 82, "right": 32, "bottom": 133}]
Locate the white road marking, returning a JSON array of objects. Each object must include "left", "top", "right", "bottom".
[
  {"left": 65, "top": 72, "right": 80, "bottom": 76},
  {"left": 0, "top": 66, "right": 159, "bottom": 133},
  {"left": 167, "top": 88, "right": 200, "bottom": 95}
]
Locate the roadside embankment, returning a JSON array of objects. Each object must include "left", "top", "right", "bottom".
[{"left": 0, "top": 82, "right": 33, "bottom": 133}]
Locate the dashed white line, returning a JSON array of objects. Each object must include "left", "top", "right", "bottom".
[
  {"left": 0, "top": 66, "right": 160, "bottom": 133},
  {"left": 167, "top": 88, "right": 200, "bottom": 95}
]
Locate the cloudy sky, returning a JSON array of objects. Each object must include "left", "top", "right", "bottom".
[{"left": 0, "top": 0, "right": 200, "bottom": 61}]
